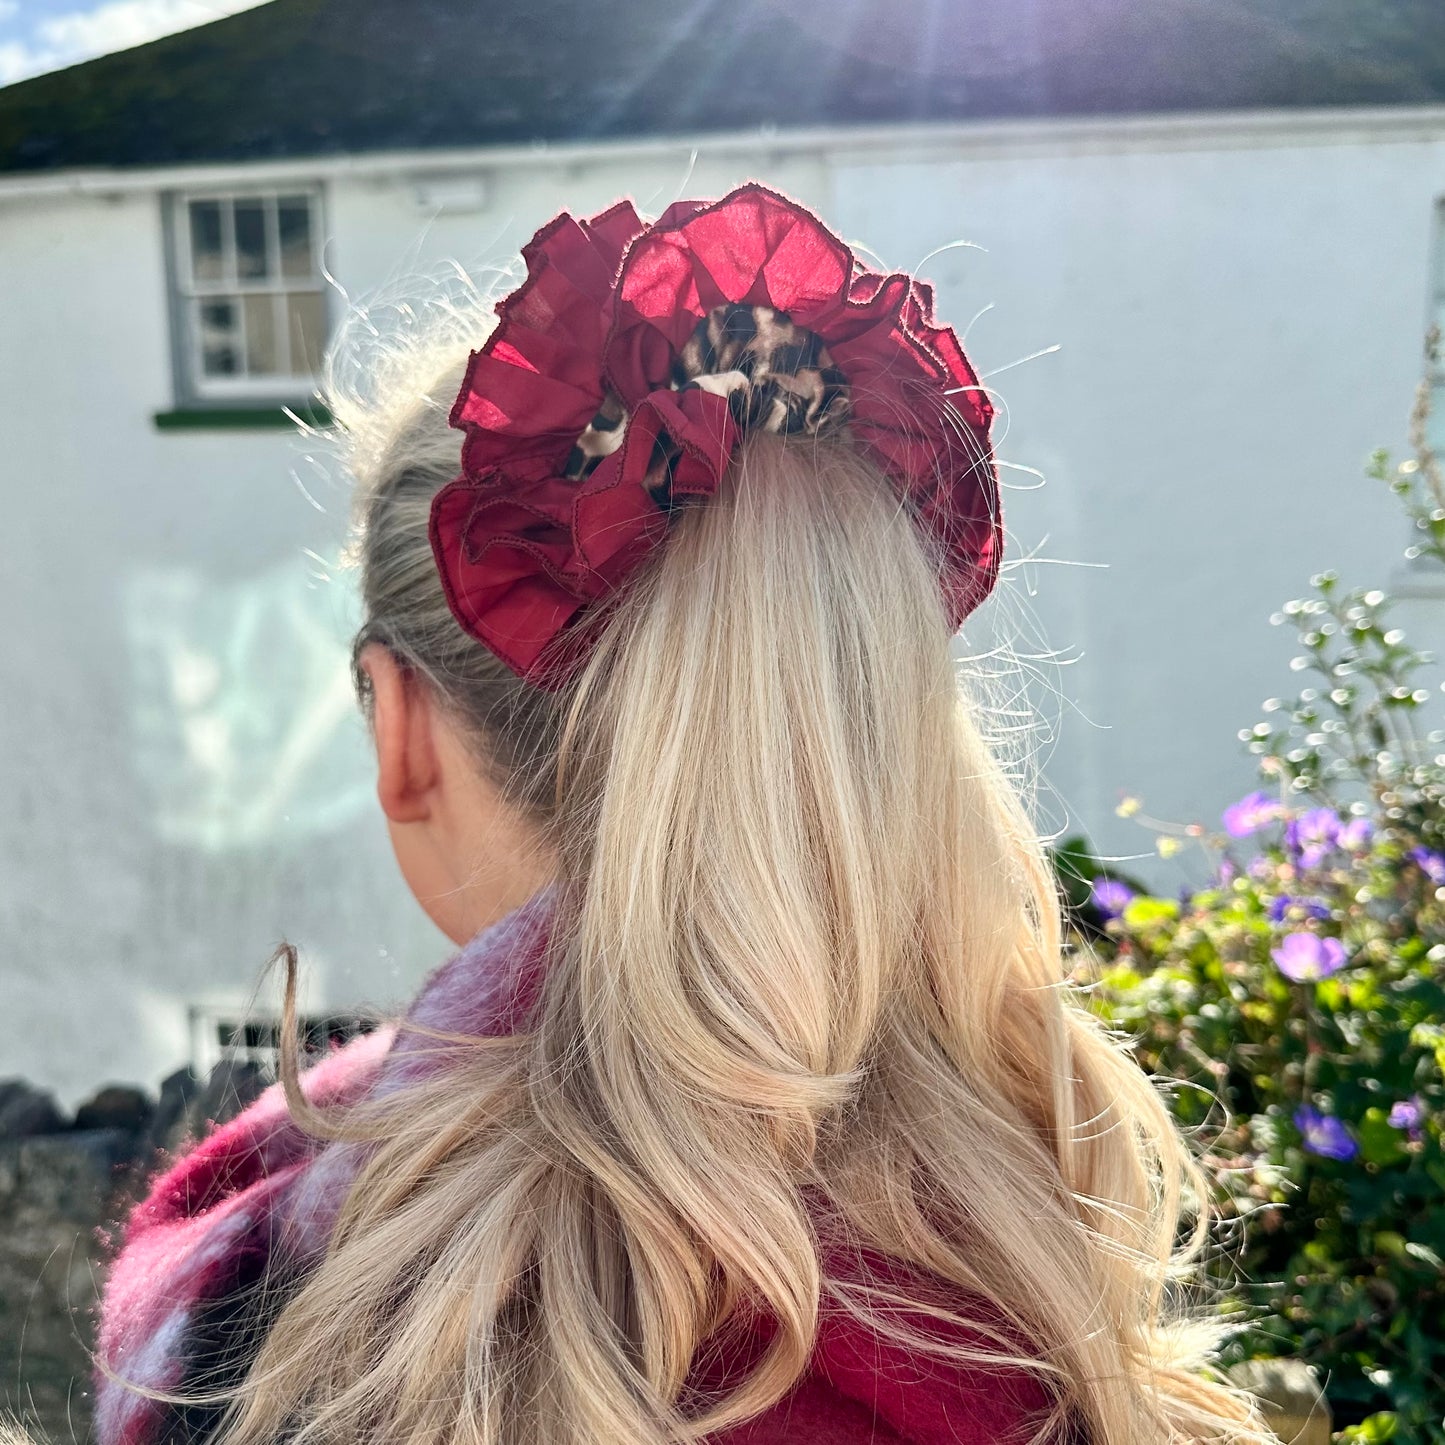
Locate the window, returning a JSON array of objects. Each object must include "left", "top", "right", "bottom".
[
  {"left": 1427, "top": 199, "right": 1445, "bottom": 456},
  {"left": 188, "top": 1002, "right": 376, "bottom": 1079},
  {"left": 168, "top": 188, "right": 328, "bottom": 404}
]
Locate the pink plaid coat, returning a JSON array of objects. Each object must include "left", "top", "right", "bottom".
[{"left": 95, "top": 890, "right": 1061, "bottom": 1445}]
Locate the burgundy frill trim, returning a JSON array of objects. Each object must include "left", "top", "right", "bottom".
[{"left": 430, "top": 183, "right": 1001, "bottom": 687}]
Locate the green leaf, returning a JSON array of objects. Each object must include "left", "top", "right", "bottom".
[
  {"left": 1339, "top": 1413, "right": 1399, "bottom": 1442},
  {"left": 1356, "top": 1107, "right": 1408, "bottom": 1168},
  {"left": 1374, "top": 1230, "right": 1409, "bottom": 1259},
  {"left": 1121, "top": 896, "right": 1180, "bottom": 928},
  {"left": 1050, "top": 834, "right": 1102, "bottom": 911},
  {"left": 1342, "top": 1413, "right": 1400, "bottom": 1442}
]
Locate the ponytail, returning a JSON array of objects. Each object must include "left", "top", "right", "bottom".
[{"left": 206, "top": 306, "right": 1273, "bottom": 1445}]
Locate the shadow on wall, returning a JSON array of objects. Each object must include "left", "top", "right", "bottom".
[{"left": 123, "top": 556, "right": 371, "bottom": 851}]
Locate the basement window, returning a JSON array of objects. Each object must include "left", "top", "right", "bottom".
[{"left": 188, "top": 1003, "right": 376, "bottom": 1080}]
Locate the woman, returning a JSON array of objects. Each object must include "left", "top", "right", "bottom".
[{"left": 93, "top": 185, "right": 1274, "bottom": 1445}]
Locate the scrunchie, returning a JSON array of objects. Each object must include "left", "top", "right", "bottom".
[{"left": 429, "top": 183, "right": 1001, "bottom": 687}]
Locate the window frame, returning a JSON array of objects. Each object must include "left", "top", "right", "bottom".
[
  {"left": 187, "top": 1001, "right": 376, "bottom": 1079},
  {"left": 163, "top": 184, "right": 331, "bottom": 408},
  {"left": 1428, "top": 198, "right": 1445, "bottom": 405}
]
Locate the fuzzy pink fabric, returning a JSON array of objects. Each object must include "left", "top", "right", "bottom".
[{"left": 94, "top": 889, "right": 1059, "bottom": 1445}]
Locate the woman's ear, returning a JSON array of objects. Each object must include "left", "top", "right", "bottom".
[{"left": 357, "top": 642, "right": 439, "bottom": 824}]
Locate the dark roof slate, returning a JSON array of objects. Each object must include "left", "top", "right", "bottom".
[{"left": 2, "top": 0, "right": 1444, "bottom": 174}]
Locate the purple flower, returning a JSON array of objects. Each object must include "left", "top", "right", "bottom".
[
  {"left": 1389, "top": 1095, "right": 1425, "bottom": 1137},
  {"left": 1410, "top": 847, "right": 1445, "bottom": 886},
  {"left": 1285, "top": 808, "right": 1341, "bottom": 869},
  {"left": 1267, "top": 895, "right": 1331, "bottom": 924},
  {"left": 1295, "top": 1105, "right": 1358, "bottom": 1161},
  {"left": 1271, "top": 932, "right": 1347, "bottom": 981},
  {"left": 1337, "top": 815, "right": 1374, "bottom": 852},
  {"left": 1090, "top": 877, "right": 1134, "bottom": 919},
  {"left": 1223, "top": 790, "right": 1284, "bottom": 838},
  {"left": 1217, "top": 857, "right": 1239, "bottom": 884}
]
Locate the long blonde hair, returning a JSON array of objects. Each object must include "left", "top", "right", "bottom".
[{"left": 211, "top": 287, "right": 1274, "bottom": 1445}]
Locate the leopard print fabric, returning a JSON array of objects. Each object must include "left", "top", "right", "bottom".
[{"left": 563, "top": 303, "right": 852, "bottom": 501}]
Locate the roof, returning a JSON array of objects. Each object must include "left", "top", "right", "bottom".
[{"left": 3, "top": 0, "right": 1445, "bottom": 174}]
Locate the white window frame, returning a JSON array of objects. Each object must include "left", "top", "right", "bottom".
[
  {"left": 165, "top": 185, "right": 329, "bottom": 406},
  {"left": 1427, "top": 197, "right": 1445, "bottom": 435}
]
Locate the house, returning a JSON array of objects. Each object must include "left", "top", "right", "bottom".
[{"left": 3, "top": 0, "right": 1444, "bottom": 1105}]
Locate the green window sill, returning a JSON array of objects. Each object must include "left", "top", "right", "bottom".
[{"left": 153, "top": 404, "right": 333, "bottom": 431}]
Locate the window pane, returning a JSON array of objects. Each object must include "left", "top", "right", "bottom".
[
  {"left": 188, "top": 200, "right": 223, "bottom": 283},
  {"left": 277, "top": 196, "right": 314, "bottom": 280},
  {"left": 234, "top": 199, "right": 269, "bottom": 281},
  {"left": 242, "top": 294, "right": 281, "bottom": 374},
  {"left": 286, "top": 291, "right": 326, "bottom": 375},
  {"left": 198, "top": 298, "right": 240, "bottom": 375},
  {"left": 1433, "top": 299, "right": 1445, "bottom": 384}
]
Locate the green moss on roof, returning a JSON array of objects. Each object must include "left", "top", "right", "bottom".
[{"left": 2, "top": 0, "right": 1444, "bottom": 174}]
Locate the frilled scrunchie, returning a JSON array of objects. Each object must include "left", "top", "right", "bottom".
[{"left": 429, "top": 183, "right": 1001, "bottom": 687}]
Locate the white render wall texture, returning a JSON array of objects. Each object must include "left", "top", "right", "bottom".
[{"left": 1, "top": 111, "right": 1440, "bottom": 1104}]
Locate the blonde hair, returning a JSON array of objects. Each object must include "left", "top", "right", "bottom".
[{"left": 207, "top": 287, "right": 1274, "bottom": 1445}]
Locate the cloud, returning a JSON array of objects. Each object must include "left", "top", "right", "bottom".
[
  {"left": 1, "top": 0, "right": 271, "bottom": 85},
  {"left": 0, "top": 40, "right": 36, "bottom": 84}
]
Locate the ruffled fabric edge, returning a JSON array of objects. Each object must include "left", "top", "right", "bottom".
[{"left": 432, "top": 183, "right": 1001, "bottom": 686}]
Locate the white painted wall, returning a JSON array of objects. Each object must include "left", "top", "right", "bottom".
[
  {"left": 829, "top": 127, "right": 1445, "bottom": 864},
  {"left": 1, "top": 112, "right": 1440, "bottom": 1104}
]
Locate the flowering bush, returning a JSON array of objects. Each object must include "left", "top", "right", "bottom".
[
  {"left": 1082, "top": 805, "right": 1445, "bottom": 1437},
  {"left": 1073, "top": 369, "right": 1445, "bottom": 1441}
]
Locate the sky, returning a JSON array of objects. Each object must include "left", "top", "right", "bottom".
[{"left": 0, "top": 0, "right": 270, "bottom": 85}]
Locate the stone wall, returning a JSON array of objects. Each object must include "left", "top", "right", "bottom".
[{"left": 0, "top": 1067, "right": 265, "bottom": 1441}]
